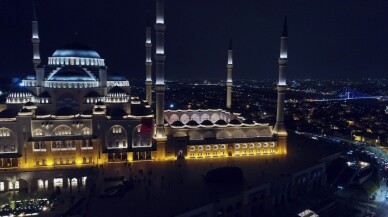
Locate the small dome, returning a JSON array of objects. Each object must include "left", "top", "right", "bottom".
[
  {"left": 201, "top": 120, "right": 214, "bottom": 126},
  {"left": 215, "top": 119, "right": 228, "bottom": 125},
  {"left": 108, "top": 86, "right": 128, "bottom": 94},
  {"left": 7, "top": 87, "right": 34, "bottom": 98},
  {"left": 52, "top": 41, "right": 101, "bottom": 58},
  {"left": 25, "top": 101, "right": 35, "bottom": 106},
  {"left": 171, "top": 121, "right": 184, "bottom": 127},
  {"left": 94, "top": 107, "right": 104, "bottom": 112},
  {"left": 56, "top": 107, "right": 77, "bottom": 116},
  {"left": 35, "top": 108, "right": 50, "bottom": 116},
  {"left": 107, "top": 108, "right": 127, "bottom": 117},
  {"left": 186, "top": 120, "right": 199, "bottom": 126},
  {"left": 0, "top": 109, "right": 18, "bottom": 118},
  {"left": 131, "top": 104, "right": 152, "bottom": 116},
  {"left": 38, "top": 91, "right": 51, "bottom": 98},
  {"left": 19, "top": 108, "right": 31, "bottom": 113},
  {"left": 229, "top": 119, "right": 242, "bottom": 125},
  {"left": 85, "top": 91, "right": 101, "bottom": 98}
]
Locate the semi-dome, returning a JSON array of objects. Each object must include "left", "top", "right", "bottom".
[
  {"left": 215, "top": 119, "right": 228, "bottom": 125},
  {"left": 47, "top": 66, "right": 97, "bottom": 81},
  {"left": 201, "top": 120, "right": 214, "bottom": 126},
  {"left": 52, "top": 41, "right": 101, "bottom": 58}
]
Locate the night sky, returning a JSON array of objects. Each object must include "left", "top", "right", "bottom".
[{"left": 0, "top": 0, "right": 387, "bottom": 81}]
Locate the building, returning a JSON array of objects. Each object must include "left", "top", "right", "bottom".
[{"left": 0, "top": 0, "right": 288, "bottom": 169}]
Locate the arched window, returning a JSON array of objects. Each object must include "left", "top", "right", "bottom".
[
  {"left": 180, "top": 114, "right": 190, "bottom": 124},
  {"left": 132, "top": 125, "right": 152, "bottom": 148},
  {"left": 81, "top": 127, "right": 91, "bottom": 135},
  {"left": 107, "top": 125, "right": 127, "bottom": 149},
  {"left": 53, "top": 125, "right": 73, "bottom": 136},
  {"left": 33, "top": 129, "right": 44, "bottom": 136}
]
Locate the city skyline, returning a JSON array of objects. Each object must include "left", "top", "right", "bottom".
[{"left": 0, "top": 0, "right": 387, "bottom": 81}]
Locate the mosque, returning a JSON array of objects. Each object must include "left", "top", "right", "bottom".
[{"left": 0, "top": 0, "right": 288, "bottom": 169}]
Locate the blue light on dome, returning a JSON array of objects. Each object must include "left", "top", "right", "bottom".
[
  {"left": 49, "top": 76, "right": 96, "bottom": 81},
  {"left": 52, "top": 50, "right": 100, "bottom": 58}
]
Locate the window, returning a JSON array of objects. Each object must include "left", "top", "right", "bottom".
[
  {"left": 198, "top": 146, "right": 203, "bottom": 151},
  {"left": 213, "top": 145, "right": 218, "bottom": 150},
  {"left": 9, "top": 181, "right": 19, "bottom": 190},
  {"left": 53, "top": 125, "right": 72, "bottom": 136},
  {"left": 33, "top": 141, "right": 46, "bottom": 152},
  {"left": 220, "top": 145, "right": 226, "bottom": 149},
  {"left": 66, "top": 141, "right": 76, "bottom": 150},
  {"left": 242, "top": 144, "right": 247, "bottom": 149},
  {"left": 235, "top": 144, "right": 240, "bottom": 149},
  {"left": 34, "top": 129, "right": 43, "bottom": 136},
  {"left": 249, "top": 143, "right": 255, "bottom": 148},
  {"left": 206, "top": 145, "right": 211, "bottom": 151},
  {"left": 0, "top": 182, "right": 4, "bottom": 191},
  {"left": 52, "top": 141, "right": 76, "bottom": 151},
  {"left": 0, "top": 129, "right": 10, "bottom": 137},
  {"left": 113, "top": 127, "right": 122, "bottom": 134},
  {"left": 53, "top": 178, "right": 63, "bottom": 187},
  {"left": 81, "top": 140, "right": 93, "bottom": 150},
  {"left": 132, "top": 125, "right": 151, "bottom": 148},
  {"left": 38, "top": 179, "right": 48, "bottom": 189},
  {"left": 257, "top": 143, "right": 262, "bottom": 148},
  {"left": 82, "top": 128, "right": 91, "bottom": 135},
  {"left": 263, "top": 143, "right": 268, "bottom": 148},
  {"left": 82, "top": 176, "right": 87, "bottom": 186},
  {"left": 190, "top": 146, "right": 195, "bottom": 152},
  {"left": 270, "top": 142, "right": 276, "bottom": 148},
  {"left": 69, "top": 178, "right": 77, "bottom": 188}
]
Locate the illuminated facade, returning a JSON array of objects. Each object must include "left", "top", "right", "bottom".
[{"left": 0, "top": 0, "right": 288, "bottom": 169}]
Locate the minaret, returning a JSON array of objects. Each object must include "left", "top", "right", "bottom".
[
  {"left": 154, "top": 0, "right": 166, "bottom": 139},
  {"left": 226, "top": 39, "right": 233, "bottom": 109},
  {"left": 273, "top": 17, "right": 288, "bottom": 154},
  {"left": 145, "top": 20, "right": 153, "bottom": 105},
  {"left": 31, "top": 0, "right": 41, "bottom": 68},
  {"left": 32, "top": 0, "right": 44, "bottom": 91}
]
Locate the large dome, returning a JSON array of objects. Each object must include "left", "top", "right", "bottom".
[{"left": 52, "top": 41, "right": 101, "bottom": 58}]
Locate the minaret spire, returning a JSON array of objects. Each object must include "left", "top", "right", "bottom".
[
  {"left": 145, "top": 14, "right": 153, "bottom": 105},
  {"left": 273, "top": 16, "right": 288, "bottom": 154},
  {"left": 154, "top": 0, "right": 166, "bottom": 139},
  {"left": 32, "top": 0, "right": 41, "bottom": 68},
  {"left": 226, "top": 39, "right": 233, "bottom": 109}
]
